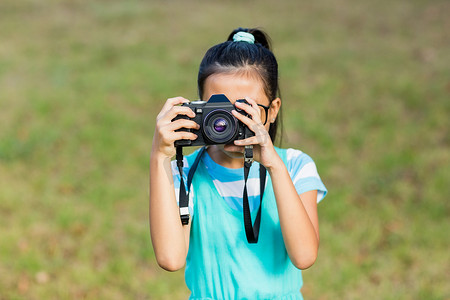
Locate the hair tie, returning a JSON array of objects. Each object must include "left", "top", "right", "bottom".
[{"left": 233, "top": 31, "right": 255, "bottom": 44}]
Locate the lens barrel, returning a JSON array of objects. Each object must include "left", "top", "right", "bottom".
[{"left": 203, "top": 109, "right": 238, "bottom": 144}]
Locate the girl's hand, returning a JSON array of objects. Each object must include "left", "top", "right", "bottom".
[
  {"left": 225, "top": 97, "right": 279, "bottom": 169},
  {"left": 152, "top": 97, "right": 200, "bottom": 159}
]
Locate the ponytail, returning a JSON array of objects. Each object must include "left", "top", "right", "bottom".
[{"left": 226, "top": 27, "right": 272, "bottom": 51}]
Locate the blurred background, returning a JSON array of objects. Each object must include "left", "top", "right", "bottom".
[{"left": 0, "top": 0, "right": 449, "bottom": 299}]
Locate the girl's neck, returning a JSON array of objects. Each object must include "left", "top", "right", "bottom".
[{"left": 206, "top": 145, "right": 244, "bottom": 169}]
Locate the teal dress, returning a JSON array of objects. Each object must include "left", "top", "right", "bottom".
[{"left": 185, "top": 148, "right": 307, "bottom": 300}]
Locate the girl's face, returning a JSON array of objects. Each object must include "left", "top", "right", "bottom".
[{"left": 202, "top": 72, "right": 280, "bottom": 157}]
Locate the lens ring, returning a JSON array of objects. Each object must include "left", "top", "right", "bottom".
[{"left": 203, "top": 110, "right": 238, "bottom": 144}]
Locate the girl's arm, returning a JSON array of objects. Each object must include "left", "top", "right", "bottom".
[
  {"left": 230, "top": 98, "right": 320, "bottom": 270},
  {"left": 266, "top": 155, "right": 319, "bottom": 270},
  {"left": 149, "top": 97, "right": 199, "bottom": 271},
  {"left": 149, "top": 153, "right": 191, "bottom": 271}
]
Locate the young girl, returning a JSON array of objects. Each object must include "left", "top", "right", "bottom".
[{"left": 150, "top": 27, "right": 327, "bottom": 299}]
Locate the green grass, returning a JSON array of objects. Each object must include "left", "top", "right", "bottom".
[{"left": 0, "top": 0, "right": 449, "bottom": 299}]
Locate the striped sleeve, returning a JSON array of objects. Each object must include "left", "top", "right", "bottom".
[{"left": 286, "top": 148, "right": 327, "bottom": 203}]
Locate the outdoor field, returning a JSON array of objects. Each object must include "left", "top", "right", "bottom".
[{"left": 0, "top": 0, "right": 449, "bottom": 299}]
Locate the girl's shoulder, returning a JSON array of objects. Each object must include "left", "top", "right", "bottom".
[
  {"left": 275, "top": 146, "right": 328, "bottom": 202},
  {"left": 274, "top": 146, "right": 315, "bottom": 166}
]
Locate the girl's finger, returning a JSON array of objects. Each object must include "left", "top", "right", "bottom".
[
  {"left": 234, "top": 135, "right": 262, "bottom": 146},
  {"left": 234, "top": 101, "right": 262, "bottom": 124},
  {"left": 231, "top": 110, "right": 267, "bottom": 135},
  {"left": 159, "top": 97, "right": 190, "bottom": 116},
  {"left": 161, "top": 105, "right": 196, "bottom": 123},
  {"left": 232, "top": 109, "right": 259, "bottom": 128},
  {"left": 168, "top": 131, "right": 198, "bottom": 142},
  {"left": 244, "top": 97, "right": 261, "bottom": 112},
  {"left": 157, "top": 121, "right": 198, "bottom": 143},
  {"left": 166, "top": 119, "right": 200, "bottom": 132}
]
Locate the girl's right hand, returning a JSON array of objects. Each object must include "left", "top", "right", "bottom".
[{"left": 152, "top": 97, "right": 200, "bottom": 159}]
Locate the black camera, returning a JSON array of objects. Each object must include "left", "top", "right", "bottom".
[{"left": 173, "top": 94, "right": 254, "bottom": 147}]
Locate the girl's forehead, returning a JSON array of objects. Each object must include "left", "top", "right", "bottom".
[{"left": 203, "top": 72, "right": 269, "bottom": 104}]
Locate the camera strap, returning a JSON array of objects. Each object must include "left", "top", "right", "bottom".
[
  {"left": 176, "top": 146, "right": 206, "bottom": 225},
  {"left": 176, "top": 145, "right": 266, "bottom": 244},
  {"left": 243, "top": 145, "right": 266, "bottom": 243}
]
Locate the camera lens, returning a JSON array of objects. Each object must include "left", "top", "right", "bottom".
[
  {"left": 203, "top": 110, "right": 238, "bottom": 144},
  {"left": 213, "top": 118, "right": 227, "bottom": 133}
]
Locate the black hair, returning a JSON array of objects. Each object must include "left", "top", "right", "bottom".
[{"left": 198, "top": 27, "right": 283, "bottom": 145}]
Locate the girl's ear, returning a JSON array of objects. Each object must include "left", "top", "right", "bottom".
[{"left": 269, "top": 98, "right": 281, "bottom": 123}]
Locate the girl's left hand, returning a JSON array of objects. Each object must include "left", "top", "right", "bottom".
[{"left": 224, "top": 97, "right": 279, "bottom": 169}]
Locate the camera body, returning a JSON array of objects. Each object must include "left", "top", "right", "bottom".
[{"left": 173, "top": 94, "right": 254, "bottom": 147}]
